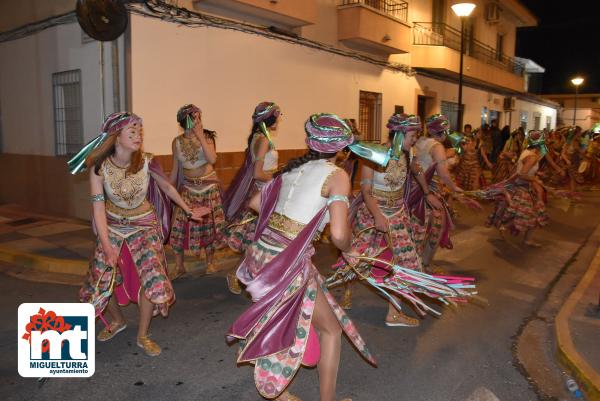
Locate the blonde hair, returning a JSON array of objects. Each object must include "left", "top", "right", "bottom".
[{"left": 85, "top": 131, "right": 144, "bottom": 176}]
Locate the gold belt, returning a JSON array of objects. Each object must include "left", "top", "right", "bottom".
[
  {"left": 266, "top": 212, "right": 322, "bottom": 241},
  {"left": 184, "top": 171, "right": 217, "bottom": 185},
  {"left": 105, "top": 199, "right": 152, "bottom": 218},
  {"left": 372, "top": 188, "right": 403, "bottom": 208},
  {"left": 372, "top": 188, "right": 404, "bottom": 200},
  {"left": 267, "top": 212, "right": 306, "bottom": 240}
]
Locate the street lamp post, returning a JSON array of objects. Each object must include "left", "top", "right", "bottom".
[
  {"left": 451, "top": 3, "right": 476, "bottom": 132},
  {"left": 571, "top": 77, "right": 584, "bottom": 126}
]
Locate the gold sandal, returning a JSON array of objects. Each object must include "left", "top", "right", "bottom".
[
  {"left": 340, "top": 287, "right": 353, "bottom": 310},
  {"left": 97, "top": 321, "right": 127, "bottom": 342},
  {"left": 137, "top": 335, "right": 161, "bottom": 357},
  {"left": 227, "top": 271, "right": 242, "bottom": 295},
  {"left": 205, "top": 262, "right": 219, "bottom": 274},
  {"left": 170, "top": 268, "right": 186, "bottom": 281},
  {"left": 385, "top": 312, "right": 420, "bottom": 327},
  {"left": 276, "top": 391, "right": 302, "bottom": 401}
]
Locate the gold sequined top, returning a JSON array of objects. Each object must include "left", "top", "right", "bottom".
[
  {"left": 100, "top": 154, "right": 151, "bottom": 210},
  {"left": 373, "top": 156, "right": 407, "bottom": 192},
  {"left": 175, "top": 134, "right": 207, "bottom": 170}
]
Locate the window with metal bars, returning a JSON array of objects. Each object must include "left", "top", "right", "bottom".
[
  {"left": 441, "top": 100, "right": 460, "bottom": 131},
  {"left": 359, "top": 90, "right": 382, "bottom": 141},
  {"left": 52, "top": 70, "right": 84, "bottom": 156}
]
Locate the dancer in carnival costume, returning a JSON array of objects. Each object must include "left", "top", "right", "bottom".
[
  {"left": 579, "top": 124, "right": 600, "bottom": 183},
  {"left": 409, "top": 114, "right": 465, "bottom": 272},
  {"left": 335, "top": 114, "right": 430, "bottom": 327},
  {"left": 228, "top": 114, "right": 382, "bottom": 401},
  {"left": 455, "top": 125, "right": 493, "bottom": 191},
  {"left": 222, "top": 101, "right": 281, "bottom": 294},
  {"left": 560, "top": 126, "right": 585, "bottom": 192},
  {"left": 169, "top": 104, "right": 226, "bottom": 278},
  {"left": 539, "top": 128, "right": 565, "bottom": 187},
  {"left": 486, "top": 130, "right": 565, "bottom": 246},
  {"left": 73, "top": 112, "right": 206, "bottom": 356},
  {"left": 492, "top": 128, "right": 523, "bottom": 183}
]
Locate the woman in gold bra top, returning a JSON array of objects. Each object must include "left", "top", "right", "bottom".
[
  {"left": 74, "top": 112, "right": 206, "bottom": 357},
  {"left": 335, "top": 114, "right": 431, "bottom": 328},
  {"left": 169, "top": 104, "right": 227, "bottom": 278}
]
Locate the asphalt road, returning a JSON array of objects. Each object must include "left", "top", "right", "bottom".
[{"left": 1, "top": 192, "right": 599, "bottom": 401}]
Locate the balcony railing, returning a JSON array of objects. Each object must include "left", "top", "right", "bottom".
[
  {"left": 413, "top": 22, "right": 524, "bottom": 76},
  {"left": 340, "top": 0, "right": 408, "bottom": 22}
]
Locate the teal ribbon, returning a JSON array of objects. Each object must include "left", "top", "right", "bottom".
[
  {"left": 185, "top": 115, "right": 195, "bottom": 130},
  {"left": 447, "top": 131, "right": 465, "bottom": 156},
  {"left": 390, "top": 131, "right": 404, "bottom": 160},
  {"left": 347, "top": 141, "right": 390, "bottom": 167},
  {"left": 67, "top": 132, "right": 108, "bottom": 175},
  {"left": 259, "top": 121, "right": 274, "bottom": 149}
]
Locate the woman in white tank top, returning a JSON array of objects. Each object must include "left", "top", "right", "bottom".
[
  {"left": 168, "top": 104, "right": 226, "bottom": 278},
  {"left": 410, "top": 114, "right": 464, "bottom": 271},
  {"left": 223, "top": 102, "right": 281, "bottom": 293},
  {"left": 228, "top": 114, "right": 376, "bottom": 401}
]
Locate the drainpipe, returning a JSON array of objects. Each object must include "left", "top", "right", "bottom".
[{"left": 111, "top": 40, "right": 121, "bottom": 112}]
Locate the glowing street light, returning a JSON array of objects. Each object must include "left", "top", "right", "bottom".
[
  {"left": 571, "top": 77, "right": 584, "bottom": 125},
  {"left": 451, "top": 2, "right": 476, "bottom": 17},
  {"left": 451, "top": 2, "right": 476, "bottom": 131},
  {"left": 571, "top": 77, "right": 584, "bottom": 86}
]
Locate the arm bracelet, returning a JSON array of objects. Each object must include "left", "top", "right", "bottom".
[
  {"left": 90, "top": 194, "right": 105, "bottom": 202},
  {"left": 327, "top": 195, "right": 350, "bottom": 208}
]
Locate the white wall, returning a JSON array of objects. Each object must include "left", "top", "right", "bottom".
[
  {"left": 130, "top": 15, "right": 557, "bottom": 154},
  {"left": 516, "top": 99, "right": 557, "bottom": 132},
  {"left": 130, "top": 14, "right": 420, "bottom": 153},
  {"left": 559, "top": 108, "right": 598, "bottom": 130},
  {"left": 0, "top": 22, "right": 125, "bottom": 155},
  {"left": 414, "top": 74, "right": 556, "bottom": 132}
]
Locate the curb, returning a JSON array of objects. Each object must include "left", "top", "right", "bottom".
[
  {"left": 556, "top": 241, "right": 600, "bottom": 400},
  {"left": 0, "top": 244, "right": 241, "bottom": 281},
  {"left": 0, "top": 245, "right": 88, "bottom": 276}
]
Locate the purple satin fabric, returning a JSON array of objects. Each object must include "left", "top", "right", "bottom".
[
  {"left": 148, "top": 158, "right": 172, "bottom": 243},
  {"left": 405, "top": 164, "right": 454, "bottom": 249},
  {"left": 222, "top": 150, "right": 255, "bottom": 220},
  {"left": 227, "top": 176, "right": 329, "bottom": 361}
]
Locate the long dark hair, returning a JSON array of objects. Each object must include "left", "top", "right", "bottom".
[
  {"left": 275, "top": 149, "right": 336, "bottom": 177},
  {"left": 247, "top": 114, "right": 278, "bottom": 149},
  {"left": 177, "top": 114, "right": 217, "bottom": 142}
]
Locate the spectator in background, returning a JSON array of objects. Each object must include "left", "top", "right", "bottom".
[
  {"left": 500, "top": 125, "right": 510, "bottom": 148},
  {"left": 490, "top": 119, "right": 503, "bottom": 163},
  {"left": 480, "top": 123, "right": 493, "bottom": 167}
]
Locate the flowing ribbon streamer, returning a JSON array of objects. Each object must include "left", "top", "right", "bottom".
[
  {"left": 67, "top": 132, "right": 108, "bottom": 174},
  {"left": 328, "top": 226, "right": 480, "bottom": 316}
]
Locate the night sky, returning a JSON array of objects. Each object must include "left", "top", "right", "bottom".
[{"left": 516, "top": 0, "right": 599, "bottom": 94}]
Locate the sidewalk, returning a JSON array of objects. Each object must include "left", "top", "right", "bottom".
[
  {"left": 0, "top": 204, "right": 240, "bottom": 284},
  {"left": 556, "top": 235, "right": 600, "bottom": 400}
]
